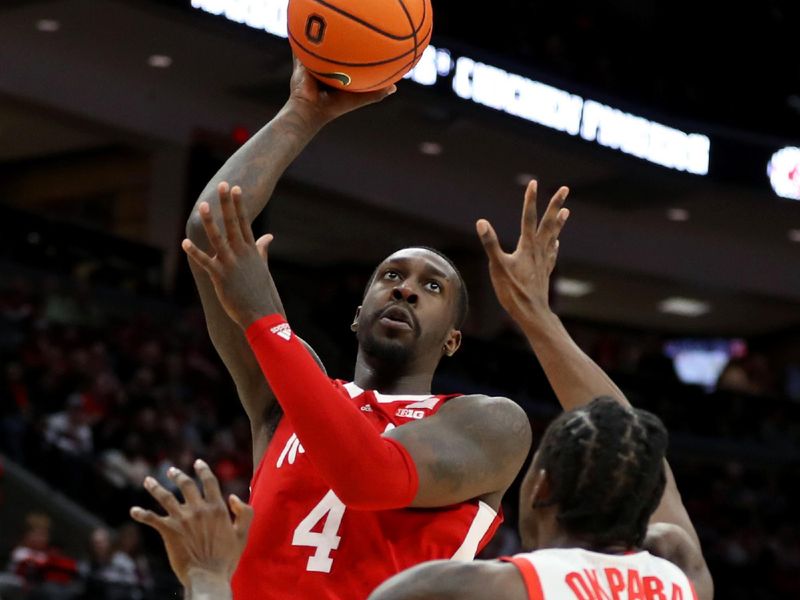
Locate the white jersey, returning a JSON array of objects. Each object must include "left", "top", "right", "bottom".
[{"left": 504, "top": 547, "right": 697, "bottom": 600}]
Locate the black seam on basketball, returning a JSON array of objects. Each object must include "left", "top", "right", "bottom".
[
  {"left": 289, "top": 29, "right": 418, "bottom": 67},
  {"left": 416, "top": 0, "right": 427, "bottom": 34},
  {"left": 367, "top": 56, "right": 418, "bottom": 89},
  {"left": 395, "top": 0, "right": 419, "bottom": 65},
  {"left": 362, "top": 27, "right": 432, "bottom": 90},
  {"left": 309, "top": 0, "right": 422, "bottom": 40}
]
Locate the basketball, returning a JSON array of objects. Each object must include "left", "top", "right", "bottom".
[{"left": 287, "top": 0, "right": 433, "bottom": 92}]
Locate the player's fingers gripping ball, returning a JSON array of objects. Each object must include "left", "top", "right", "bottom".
[{"left": 288, "top": 0, "right": 433, "bottom": 92}]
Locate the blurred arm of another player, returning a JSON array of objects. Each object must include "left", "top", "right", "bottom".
[
  {"left": 184, "top": 60, "right": 395, "bottom": 465},
  {"left": 476, "top": 180, "right": 713, "bottom": 600},
  {"left": 130, "top": 460, "right": 252, "bottom": 600}
]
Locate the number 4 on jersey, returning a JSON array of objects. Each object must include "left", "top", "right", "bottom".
[
  {"left": 292, "top": 490, "right": 346, "bottom": 573},
  {"left": 291, "top": 425, "right": 393, "bottom": 573}
]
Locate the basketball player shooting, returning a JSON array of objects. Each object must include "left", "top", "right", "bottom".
[
  {"left": 168, "top": 59, "right": 535, "bottom": 599},
  {"left": 133, "top": 181, "right": 713, "bottom": 600}
]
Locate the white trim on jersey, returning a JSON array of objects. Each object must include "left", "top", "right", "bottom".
[
  {"left": 404, "top": 396, "right": 443, "bottom": 410},
  {"left": 343, "top": 382, "right": 362, "bottom": 398},
  {"left": 343, "top": 381, "right": 434, "bottom": 403},
  {"left": 451, "top": 501, "right": 498, "bottom": 561}
]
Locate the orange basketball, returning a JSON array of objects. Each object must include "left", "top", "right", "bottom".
[{"left": 287, "top": 0, "right": 433, "bottom": 93}]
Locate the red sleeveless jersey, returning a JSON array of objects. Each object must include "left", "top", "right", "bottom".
[{"left": 231, "top": 380, "right": 503, "bottom": 600}]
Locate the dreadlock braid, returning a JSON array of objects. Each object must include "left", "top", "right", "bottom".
[{"left": 536, "top": 397, "right": 668, "bottom": 549}]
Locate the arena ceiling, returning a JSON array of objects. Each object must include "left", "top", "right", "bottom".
[{"left": 0, "top": 0, "right": 798, "bottom": 336}]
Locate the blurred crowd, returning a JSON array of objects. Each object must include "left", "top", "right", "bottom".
[
  {"left": 1, "top": 269, "right": 798, "bottom": 599},
  {"left": 0, "top": 513, "right": 152, "bottom": 600}
]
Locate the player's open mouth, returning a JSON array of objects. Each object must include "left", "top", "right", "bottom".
[{"left": 379, "top": 306, "right": 414, "bottom": 330}]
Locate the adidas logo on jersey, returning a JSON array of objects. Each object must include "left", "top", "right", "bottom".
[
  {"left": 396, "top": 408, "right": 425, "bottom": 420},
  {"left": 270, "top": 323, "right": 292, "bottom": 341},
  {"left": 360, "top": 404, "right": 373, "bottom": 412}
]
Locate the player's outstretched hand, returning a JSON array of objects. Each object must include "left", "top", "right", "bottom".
[
  {"left": 130, "top": 459, "right": 253, "bottom": 591},
  {"left": 476, "top": 180, "right": 570, "bottom": 323},
  {"left": 288, "top": 57, "right": 396, "bottom": 128},
  {"left": 181, "top": 182, "right": 277, "bottom": 329}
]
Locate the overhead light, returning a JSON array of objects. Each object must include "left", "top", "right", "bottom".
[
  {"left": 767, "top": 147, "right": 800, "bottom": 201},
  {"left": 789, "top": 229, "right": 800, "bottom": 243},
  {"left": 36, "top": 19, "right": 60, "bottom": 32},
  {"left": 555, "top": 277, "right": 594, "bottom": 298},
  {"left": 515, "top": 173, "right": 537, "bottom": 186},
  {"left": 658, "top": 297, "right": 710, "bottom": 317},
  {"left": 148, "top": 54, "right": 173, "bottom": 68},
  {"left": 666, "top": 208, "right": 690, "bottom": 222},
  {"left": 419, "top": 141, "right": 442, "bottom": 156}
]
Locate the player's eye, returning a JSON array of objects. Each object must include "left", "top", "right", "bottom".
[
  {"left": 383, "top": 270, "right": 401, "bottom": 281},
  {"left": 425, "top": 281, "right": 442, "bottom": 293}
]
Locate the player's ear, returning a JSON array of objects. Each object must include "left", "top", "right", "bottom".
[
  {"left": 531, "top": 469, "right": 552, "bottom": 509},
  {"left": 351, "top": 306, "right": 361, "bottom": 332},
  {"left": 442, "top": 329, "right": 461, "bottom": 357}
]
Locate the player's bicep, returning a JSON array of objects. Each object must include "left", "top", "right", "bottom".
[{"left": 384, "top": 396, "right": 531, "bottom": 507}]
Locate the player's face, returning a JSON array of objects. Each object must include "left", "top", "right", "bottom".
[{"left": 355, "top": 248, "right": 461, "bottom": 367}]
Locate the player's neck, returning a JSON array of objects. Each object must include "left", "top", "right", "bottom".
[
  {"left": 541, "top": 531, "right": 635, "bottom": 555},
  {"left": 353, "top": 351, "right": 434, "bottom": 395}
]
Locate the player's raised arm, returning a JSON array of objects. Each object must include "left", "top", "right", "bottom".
[
  {"left": 476, "top": 181, "right": 630, "bottom": 412},
  {"left": 184, "top": 60, "right": 395, "bottom": 462},
  {"left": 477, "top": 180, "right": 712, "bottom": 599}
]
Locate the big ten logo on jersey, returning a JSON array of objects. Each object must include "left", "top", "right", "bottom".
[
  {"left": 396, "top": 408, "right": 425, "bottom": 419},
  {"left": 566, "top": 567, "right": 688, "bottom": 600},
  {"left": 395, "top": 396, "right": 442, "bottom": 420}
]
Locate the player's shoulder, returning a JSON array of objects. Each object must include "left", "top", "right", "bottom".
[
  {"left": 442, "top": 393, "right": 526, "bottom": 416},
  {"left": 368, "top": 559, "right": 527, "bottom": 600},
  {"left": 438, "top": 394, "right": 531, "bottom": 443}
]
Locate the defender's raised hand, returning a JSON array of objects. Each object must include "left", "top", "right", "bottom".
[
  {"left": 182, "top": 182, "right": 276, "bottom": 330},
  {"left": 130, "top": 460, "right": 253, "bottom": 591},
  {"left": 476, "top": 180, "right": 570, "bottom": 323}
]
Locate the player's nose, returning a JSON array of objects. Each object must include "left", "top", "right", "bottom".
[{"left": 391, "top": 285, "right": 418, "bottom": 305}]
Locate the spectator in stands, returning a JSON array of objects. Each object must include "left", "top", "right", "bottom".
[
  {"left": 116, "top": 525, "right": 153, "bottom": 596},
  {"left": 0, "top": 362, "right": 31, "bottom": 463},
  {"left": 44, "top": 394, "right": 93, "bottom": 457},
  {"left": 7, "top": 513, "right": 82, "bottom": 600},
  {"left": 81, "top": 527, "right": 149, "bottom": 600},
  {"left": 100, "top": 433, "right": 152, "bottom": 491},
  {"left": 43, "top": 393, "right": 93, "bottom": 497}
]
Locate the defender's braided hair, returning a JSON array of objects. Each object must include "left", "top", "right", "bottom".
[{"left": 536, "top": 397, "right": 668, "bottom": 549}]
